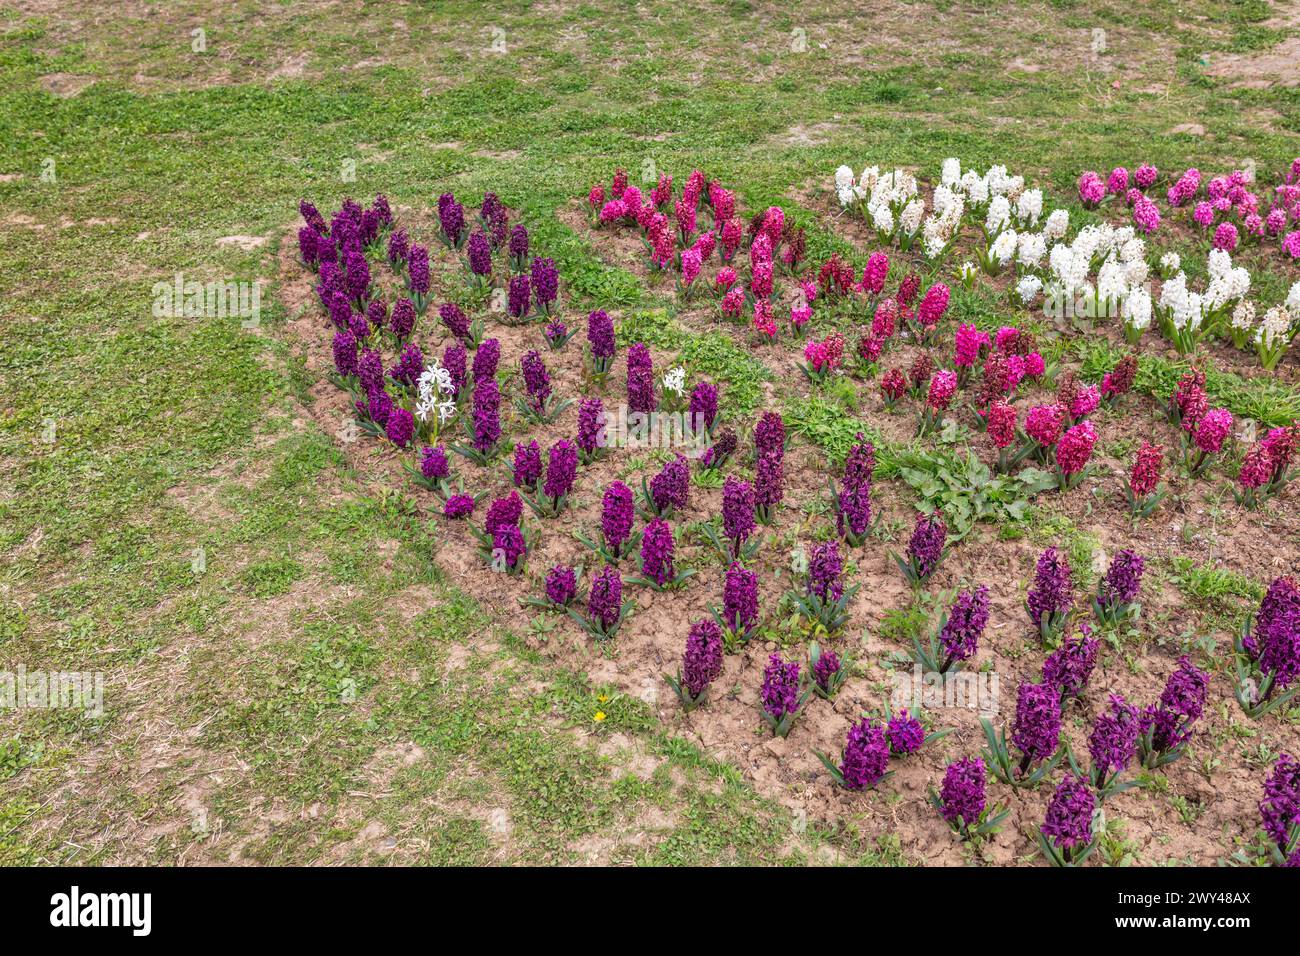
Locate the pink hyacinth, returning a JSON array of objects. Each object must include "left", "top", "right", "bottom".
[
  {"left": 715, "top": 266, "right": 737, "bottom": 290},
  {"left": 1285, "top": 231, "right": 1300, "bottom": 259},
  {"left": 1194, "top": 408, "right": 1233, "bottom": 454},
  {"left": 918, "top": 283, "right": 951, "bottom": 328},
  {"left": 681, "top": 247, "right": 702, "bottom": 286},
  {"left": 995, "top": 326, "right": 1020, "bottom": 351},
  {"left": 1134, "top": 164, "right": 1158, "bottom": 189},
  {"left": 1070, "top": 384, "right": 1101, "bottom": 421},
  {"left": 1239, "top": 445, "right": 1272, "bottom": 490},
  {"left": 955, "top": 323, "right": 989, "bottom": 367},
  {"left": 1130, "top": 441, "right": 1163, "bottom": 497},
  {"left": 750, "top": 260, "right": 774, "bottom": 299},
  {"left": 599, "top": 199, "right": 626, "bottom": 224},
  {"left": 987, "top": 399, "right": 1017, "bottom": 449},
  {"left": 752, "top": 299, "right": 777, "bottom": 339},
  {"left": 1056, "top": 421, "right": 1098, "bottom": 476},
  {"left": 588, "top": 184, "right": 605, "bottom": 208},
  {"left": 1024, "top": 352, "right": 1046, "bottom": 378},
  {"left": 1212, "top": 222, "right": 1239, "bottom": 252},
  {"left": 791, "top": 303, "right": 812, "bottom": 329},
  {"left": 861, "top": 251, "right": 889, "bottom": 295},
  {"left": 721, "top": 286, "right": 743, "bottom": 318},
  {"left": 1078, "top": 171, "right": 1105, "bottom": 207},
  {"left": 872, "top": 298, "right": 898, "bottom": 339},
  {"left": 1133, "top": 196, "right": 1161, "bottom": 234},
  {"left": 928, "top": 370, "right": 958, "bottom": 411},
  {"left": 1026, "top": 403, "right": 1065, "bottom": 447},
  {"left": 1193, "top": 201, "right": 1214, "bottom": 229},
  {"left": 1107, "top": 167, "right": 1129, "bottom": 195}
]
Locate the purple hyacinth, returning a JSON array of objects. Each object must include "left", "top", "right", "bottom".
[
  {"left": 512, "top": 440, "right": 543, "bottom": 489},
  {"left": 844, "top": 433, "right": 876, "bottom": 488},
  {"left": 1260, "top": 754, "right": 1300, "bottom": 853},
  {"left": 343, "top": 248, "right": 371, "bottom": 304},
  {"left": 299, "top": 199, "right": 326, "bottom": 234},
  {"left": 332, "top": 329, "right": 358, "bottom": 377},
  {"left": 520, "top": 349, "right": 551, "bottom": 407},
  {"left": 907, "top": 511, "right": 947, "bottom": 579},
  {"left": 492, "top": 523, "right": 526, "bottom": 570},
  {"left": 939, "top": 585, "right": 990, "bottom": 668},
  {"left": 1028, "top": 547, "right": 1073, "bottom": 629},
  {"left": 806, "top": 541, "right": 844, "bottom": 603},
  {"left": 1245, "top": 577, "right": 1300, "bottom": 693},
  {"left": 389, "top": 343, "right": 424, "bottom": 387},
  {"left": 1011, "top": 681, "right": 1062, "bottom": 768},
  {"left": 754, "top": 411, "right": 785, "bottom": 459},
  {"left": 1041, "top": 774, "right": 1096, "bottom": 856},
  {"left": 1099, "top": 549, "right": 1144, "bottom": 608},
  {"left": 347, "top": 309, "right": 370, "bottom": 341},
  {"left": 754, "top": 450, "right": 784, "bottom": 511},
  {"left": 812, "top": 649, "right": 842, "bottom": 693},
  {"left": 1088, "top": 692, "right": 1143, "bottom": 781},
  {"left": 723, "top": 561, "right": 758, "bottom": 635},
  {"left": 471, "top": 378, "right": 501, "bottom": 453},
  {"left": 545, "top": 565, "right": 578, "bottom": 607},
  {"left": 840, "top": 719, "right": 890, "bottom": 790},
  {"left": 544, "top": 319, "right": 567, "bottom": 346},
  {"left": 328, "top": 290, "right": 352, "bottom": 330},
  {"left": 443, "top": 343, "right": 467, "bottom": 399},
  {"left": 472, "top": 338, "right": 500, "bottom": 383},
  {"left": 357, "top": 348, "right": 384, "bottom": 395},
  {"left": 700, "top": 428, "right": 736, "bottom": 470},
  {"left": 390, "top": 298, "right": 415, "bottom": 340},
  {"left": 689, "top": 381, "right": 718, "bottom": 433},
  {"left": 722, "top": 476, "right": 755, "bottom": 553},
  {"left": 386, "top": 406, "right": 415, "bottom": 448},
  {"left": 371, "top": 194, "right": 391, "bottom": 226},
  {"left": 601, "top": 481, "right": 635, "bottom": 555},
  {"left": 543, "top": 440, "right": 578, "bottom": 502},
  {"left": 366, "top": 298, "right": 387, "bottom": 334},
  {"left": 761, "top": 653, "right": 801, "bottom": 722},
  {"left": 587, "top": 566, "right": 623, "bottom": 632},
  {"left": 439, "top": 302, "right": 471, "bottom": 342},
  {"left": 887, "top": 710, "right": 925, "bottom": 755},
  {"left": 530, "top": 256, "right": 558, "bottom": 310},
  {"left": 298, "top": 226, "right": 324, "bottom": 266},
  {"left": 1146, "top": 656, "right": 1209, "bottom": 753},
  {"left": 649, "top": 454, "right": 690, "bottom": 514},
  {"left": 640, "top": 518, "right": 675, "bottom": 586},
  {"left": 407, "top": 244, "right": 430, "bottom": 296},
  {"left": 438, "top": 193, "right": 465, "bottom": 245},
  {"left": 467, "top": 230, "right": 492, "bottom": 276},
  {"left": 1042, "top": 624, "right": 1100, "bottom": 703},
  {"left": 587, "top": 309, "right": 616, "bottom": 363},
  {"left": 836, "top": 481, "right": 871, "bottom": 541},
  {"left": 508, "top": 224, "right": 529, "bottom": 262},
  {"left": 626, "top": 342, "right": 656, "bottom": 414},
  {"left": 681, "top": 619, "right": 724, "bottom": 699},
  {"left": 420, "top": 445, "right": 450, "bottom": 481},
  {"left": 444, "top": 494, "right": 474, "bottom": 519},
  {"left": 507, "top": 274, "right": 531, "bottom": 318},
  {"left": 387, "top": 228, "right": 410, "bottom": 269},
  {"left": 938, "top": 757, "right": 986, "bottom": 827},
  {"left": 360, "top": 389, "right": 392, "bottom": 427},
  {"left": 577, "top": 397, "right": 605, "bottom": 457},
  {"left": 484, "top": 491, "right": 522, "bottom": 537}
]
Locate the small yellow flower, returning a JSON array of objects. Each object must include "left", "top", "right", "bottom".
[
  {"left": 596, "top": 693, "right": 610, "bottom": 704},
  {"left": 593, "top": 711, "right": 607, "bottom": 722}
]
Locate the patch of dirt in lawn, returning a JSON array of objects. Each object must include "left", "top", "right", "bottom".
[{"left": 1207, "top": 38, "right": 1300, "bottom": 89}]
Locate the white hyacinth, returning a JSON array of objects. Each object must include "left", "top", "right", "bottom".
[
  {"left": 900, "top": 198, "right": 925, "bottom": 235},
  {"left": 1287, "top": 281, "right": 1300, "bottom": 315},
  {"left": 1231, "top": 301, "right": 1256, "bottom": 332},
  {"left": 941, "top": 157, "right": 962, "bottom": 187},
  {"left": 1016, "top": 188, "right": 1043, "bottom": 226},
  {"left": 835, "top": 165, "right": 855, "bottom": 191},
  {"left": 1257, "top": 306, "right": 1292, "bottom": 348},
  {"left": 871, "top": 203, "right": 895, "bottom": 234},
  {"left": 985, "top": 195, "right": 1011, "bottom": 235},
  {"left": 1159, "top": 251, "right": 1181, "bottom": 272},
  {"left": 1124, "top": 285, "right": 1153, "bottom": 330},
  {"left": 990, "top": 228, "right": 1018, "bottom": 266},
  {"left": 663, "top": 366, "right": 686, "bottom": 396},
  {"left": 1016, "top": 275, "right": 1043, "bottom": 303},
  {"left": 1017, "top": 232, "right": 1047, "bottom": 269},
  {"left": 1043, "top": 209, "right": 1070, "bottom": 241}
]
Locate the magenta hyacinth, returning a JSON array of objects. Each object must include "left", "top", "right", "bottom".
[
  {"left": 722, "top": 475, "right": 755, "bottom": 553},
  {"left": 649, "top": 454, "right": 690, "bottom": 515},
  {"left": 1041, "top": 774, "right": 1096, "bottom": 857},
  {"left": 1260, "top": 754, "right": 1300, "bottom": 854},
  {"left": 639, "top": 517, "right": 675, "bottom": 586},
  {"left": 907, "top": 511, "right": 947, "bottom": 579},
  {"left": 577, "top": 397, "right": 605, "bottom": 458},
  {"left": 1011, "top": 681, "right": 1062, "bottom": 767},
  {"left": 1027, "top": 547, "right": 1073, "bottom": 630},
  {"left": 723, "top": 561, "right": 759, "bottom": 636},
  {"left": 587, "top": 566, "right": 623, "bottom": 633},
  {"left": 760, "top": 653, "right": 801, "bottom": 723},
  {"left": 887, "top": 710, "right": 925, "bottom": 756},
  {"left": 938, "top": 757, "right": 987, "bottom": 827},
  {"left": 545, "top": 565, "right": 578, "bottom": 607},
  {"left": 806, "top": 541, "right": 844, "bottom": 603},
  {"left": 1043, "top": 624, "right": 1100, "bottom": 703},
  {"left": 681, "top": 619, "right": 724, "bottom": 699},
  {"left": 471, "top": 378, "right": 501, "bottom": 453},
  {"left": 939, "top": 585, "right": 990, "bottom": 668},
  {"left": 512, "top": 440, "right": 543, "bottom": 489},
  {"left": 543, "top": 440, "right": 578, "bottom": 502},
  {"left": 1146, "top": 656, "right": 1209, "bottom": 754},
  {"left": 626, "top": 342, "right": 656, "bottom": 413}
]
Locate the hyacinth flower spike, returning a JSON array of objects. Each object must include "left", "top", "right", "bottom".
[
  {"left": 807, "top": 641, "right": 852, "bottom": 700},
  {"left": 882, "top": 696, "right": 950, "bottom": 756},
  {"left": 700, "top": 475, "right": 761, "bottom": 563},
  {"left": 913, "top": 586, "right": 989, "bottom": 675},
  {"left": 663, "top": 619, "right": 724, "bottom": 712},
  {"left": 1231, "top": 577, "right": 1300, "bottom": 720},
  {"left": 1091, "top": 549, "right": 1144, "bottom": 628},
  {"left": 891, "top": 511, "right": 947, "bottom": 588},
  {"left": 710, "top": 561, "right": 761, "bottom": 652},
  {"left": 759, "top": 653, "right": 813, "bottom": 738},
  {"left": 625, "top": 518, "right": 696, "bottom": 591},
  {"left": 814, "top": 718, "right": 892, "bottom": 791},
  {"left": 522, "top": 441, "right": 579, "bottom": 519},
  {"left": 785, "top": 542, "right": 858, "bottom": 636},
  {"left": 929, "top": 757, "right": 1009, "bottom": 842},
  {"left": 567, "top": 566, "right": 634, "bottom": 641},
  {"left": 1137, "top": 656, "right": 1208, "bottom": 770},
  {"left": 980, "top": 682, "right": 1066, "bottom": 789},
  {"left": 521, "top": 563, "right": 584, "bottom": 611},
  {"left": 1036, "top": 774, "right": 1100, "bottom": 867}
]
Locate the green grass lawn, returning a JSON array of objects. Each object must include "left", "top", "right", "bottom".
[{"left": 0, "top": 0, "right": 1297, "bottom": 866}]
